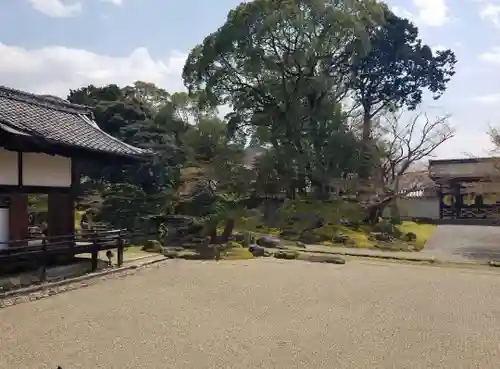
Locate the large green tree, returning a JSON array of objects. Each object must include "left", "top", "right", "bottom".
[
  {"left": 349, "top": 8, "right": 457, "bottom": 178},
  {"left": 68, "top": 83, "right": 179, "bottom": 230},
  {"left": 183, "top": 0, "right": 381, "bottom": 198}
]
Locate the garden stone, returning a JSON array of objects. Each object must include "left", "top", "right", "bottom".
[
  {"left": 142, "top": 240, "right": 163, "bottom": 252},
  {"left": 489, "top": 260, "right": 500, "bottom": 267},
  {"left": 303, "top": 255, "right": 346, "bottom": 264},
  {"left": 232, "top": 233, "right": 245, "bottom": 242},
  {"left": 162, "top": 248, "right": 179, "bottom": 258},
  {"left": 274, "top": 250, "right": 299, "bottom": 259},
  {"left": 339, "top": 218, "right": 354, "bottom": 227},
  {"left": 248, "top": 245, "right": 266, "bottom": 257},
  {"left": 403, "top": 232, "right": 417, "bottom": 242},
  {"left": 333, "top": 233, "right": 348, "bottom": 244},
  {"left": 256, "top": 236, "right": 281, "bottom": 248},
  {"left": 371, "top": 232, "right": 392, "bottom": 242},
  {"left": 296, "top": 241, "right": 306, "bottom": 248}
]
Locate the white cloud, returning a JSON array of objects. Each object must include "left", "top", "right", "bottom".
[
  {"left": 478, "top": 2, "right": 500, "bottom": 28},
  {"left": 413, "top": 0, "right": 449, "bottom": 26},
  {"left": 391, "top": 6, "right": 414, "bottom": 20},
  {"left": 479, "top": 46, "right": 500, "bottom": 64},
  {"left": 28, "top": 0, "right": 82, "bottom": 17},
  {"left": 390, "top": 0, "right": 449, "bottom": 27},
  {"left": 434, "top": 130, "right": 494, "bottom": 158},
  {"left": 0, "top": 43, "right": 187, "bottom": 97},
  {"left": 100, "top": 0, "right": 123, "bottom": 5},
  {"left": 472, "top": 93, "right": 500, "bottom": 104}
]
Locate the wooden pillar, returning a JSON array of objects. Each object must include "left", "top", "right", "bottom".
[
  {"left": 48, "top": 192, "right": 74, "bottom": 238},
  {"left": 438, "top": 183, "right": 443, "bottom": 220},
  {"left": 9, "top": 193, "right": 28, "bottom": 243}
]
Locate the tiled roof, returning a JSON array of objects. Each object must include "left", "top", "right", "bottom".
[{"left": 0, "top": 86, "right": 150, "bottom": 158}]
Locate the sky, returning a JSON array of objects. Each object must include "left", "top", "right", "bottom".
[{"left": 0, "top": 0, "right": 498, "bottom": 159}]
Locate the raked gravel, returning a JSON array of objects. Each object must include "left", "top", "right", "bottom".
[{"left": 1, "top": 258, "right": 500, "bottom": 369}]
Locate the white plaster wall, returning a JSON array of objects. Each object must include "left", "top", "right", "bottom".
[
  {"left": 430, "top": 161, "right": 498, "bottom": 178},
  {"left": 0, "top": 148, "right": 18, "bottom": 186},
  {"left": 22, "top": 153, "right": 71, "bottom": 187},
  {"left": 383, "top": 198, "right": 440, "bottom": 219}
]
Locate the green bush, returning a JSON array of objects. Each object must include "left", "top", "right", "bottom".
[
  {"left": 372, "top": 221, "right": 395, "bottom": 235},
  {"left": 227, "top": 241, "right": 242, "bottom": 248},
  {"left": 349, "top": 220, "right": 361, "bottom": 230},
  {"left": 389, "top": 217, "right": 402, "bottom": 225}
]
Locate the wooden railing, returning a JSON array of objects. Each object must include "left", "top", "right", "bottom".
[{"left": 0, "top": 229, "right": 131, "bottom": 280}]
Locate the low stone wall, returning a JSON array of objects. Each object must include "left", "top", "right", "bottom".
[{"left": 0, "top": 258, "right": 108, "bottom": 292}]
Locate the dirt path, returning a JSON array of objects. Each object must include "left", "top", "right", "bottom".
[
  {"left": 1, "top": 259, "right": 500, "bottom": 368},
  {"left": 423, "top": 225, "right": 500, "bottom": 262}
]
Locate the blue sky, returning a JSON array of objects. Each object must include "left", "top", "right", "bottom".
[{"left": 0, "top": 0, "right": 498, "bottom": 159}]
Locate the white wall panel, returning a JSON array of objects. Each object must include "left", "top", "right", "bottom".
[
  {"left": 0, "top": 148, "right": 18, "bottom": 186},
  {"left": 22, "top": 153, "right": 71, "bottom": 187}
]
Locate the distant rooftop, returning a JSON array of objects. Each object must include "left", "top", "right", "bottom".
[{"left": 429, "top": 157, "right": 500, "bottom": 165}]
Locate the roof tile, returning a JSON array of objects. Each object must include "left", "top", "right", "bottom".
[{"left": 0, "top": 86, "right": 149, "bottom": 158}]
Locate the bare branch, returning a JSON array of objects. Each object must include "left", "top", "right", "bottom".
[{"left": 376, "top": 110, "right": 454, "bottom": 192}]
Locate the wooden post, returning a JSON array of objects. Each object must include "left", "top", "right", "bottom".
[
  {"left": 40, "top": 238, "right": 47, "bottom": 282},
  {"left": 9, "top": 193, "right": 28, "bottom": 244},
  {"left": 117, "top": 235, "right": 124, "bottom": 267},
  {"left": 91, "top": 235, "right": 98, "bottom": 272},
  {"left": 48, "top": 193, "right": 74, "bottom": 239}
]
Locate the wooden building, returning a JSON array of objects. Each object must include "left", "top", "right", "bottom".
[
  {"left": 0, "top": 86, "right": 149, "bottom": 248},
  {"left": 429, "top": 157, "right": 500, "bottom": 219}
]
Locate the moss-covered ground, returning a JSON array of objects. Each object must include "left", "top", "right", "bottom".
[{"left": 236, "top": 200, "right": 436, "bottom": 252}]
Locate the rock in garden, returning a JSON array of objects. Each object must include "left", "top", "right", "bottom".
[
  {"left": 274, "top": 250, "right": 299, "bottom": 260},
  {"left": 403, "top": 232, "right": 417, "bottom": 242},
  {"left": 142, "top": 240, "right": 163, "bottom": 252},
  {"left": 371, "top": 232, "right": 392, "bottom": 242},
  {"left": 296, "top": 241, "right": 307, "bottom": 248},
  {"left": 232, "top": 233, "right": 245, "bottom": 242},
  {"left": 256, "top": 236, "right": 281, "bottom": 248},
  {"left": 303, "top": 255, "right": 346, "bottom": 264},
  {"left": 162, "top": 248, "right": 179, "bottom": 258},
  {"left": 339, "top": 218, "right": 353, "bottom": 227},
  {"left": 248, "top": 245, "right": 266, "bottom": 257},
  {"left": 333, "top": 233, "right": 348, "bottom": 244}
]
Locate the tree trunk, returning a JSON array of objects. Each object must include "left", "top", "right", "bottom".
[
  {"left": 208, "top": 225, "right": 217, "bottom": 244},
  {"left": 389, "top": 177, "right": 401, "bottom": 219},
  {"left": 364, "top": 196, "right": 394, "bottom": 225},
  {"left": 220, "top": 218, "right": 235, "bottom": 243},
  {"left": 287, "top": 183, "right": 296, "bottom": 199},
  {"left": 360, "top": 109, "right": 373, "bottom": 180}
]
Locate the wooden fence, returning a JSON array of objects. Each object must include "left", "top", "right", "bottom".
[{"left": 0, "top": 229, "right": 131, "bottom": 279}]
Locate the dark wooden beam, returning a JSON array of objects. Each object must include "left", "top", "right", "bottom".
[
  {"left": 17, "top": 151, "right": 22, "bottom": 187},
  {"left": 9, "top": 193, "right": 28, "bottom": 242},
  {"left": 0, "top": 185, "right": 71, "bottom": 194}
]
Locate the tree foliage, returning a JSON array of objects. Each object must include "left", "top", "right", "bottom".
[
  {"left": 183, "top": 0, "right": 384, "bottom": 197},
  {"left": 68, "top": 84, "right": 179, "bottom": 229},
  {"left": 66, "top": 0, "right": 458, "bottom": 235},
  {"left": 349, "top": 8, "right": 457, "bottom": 177}
]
